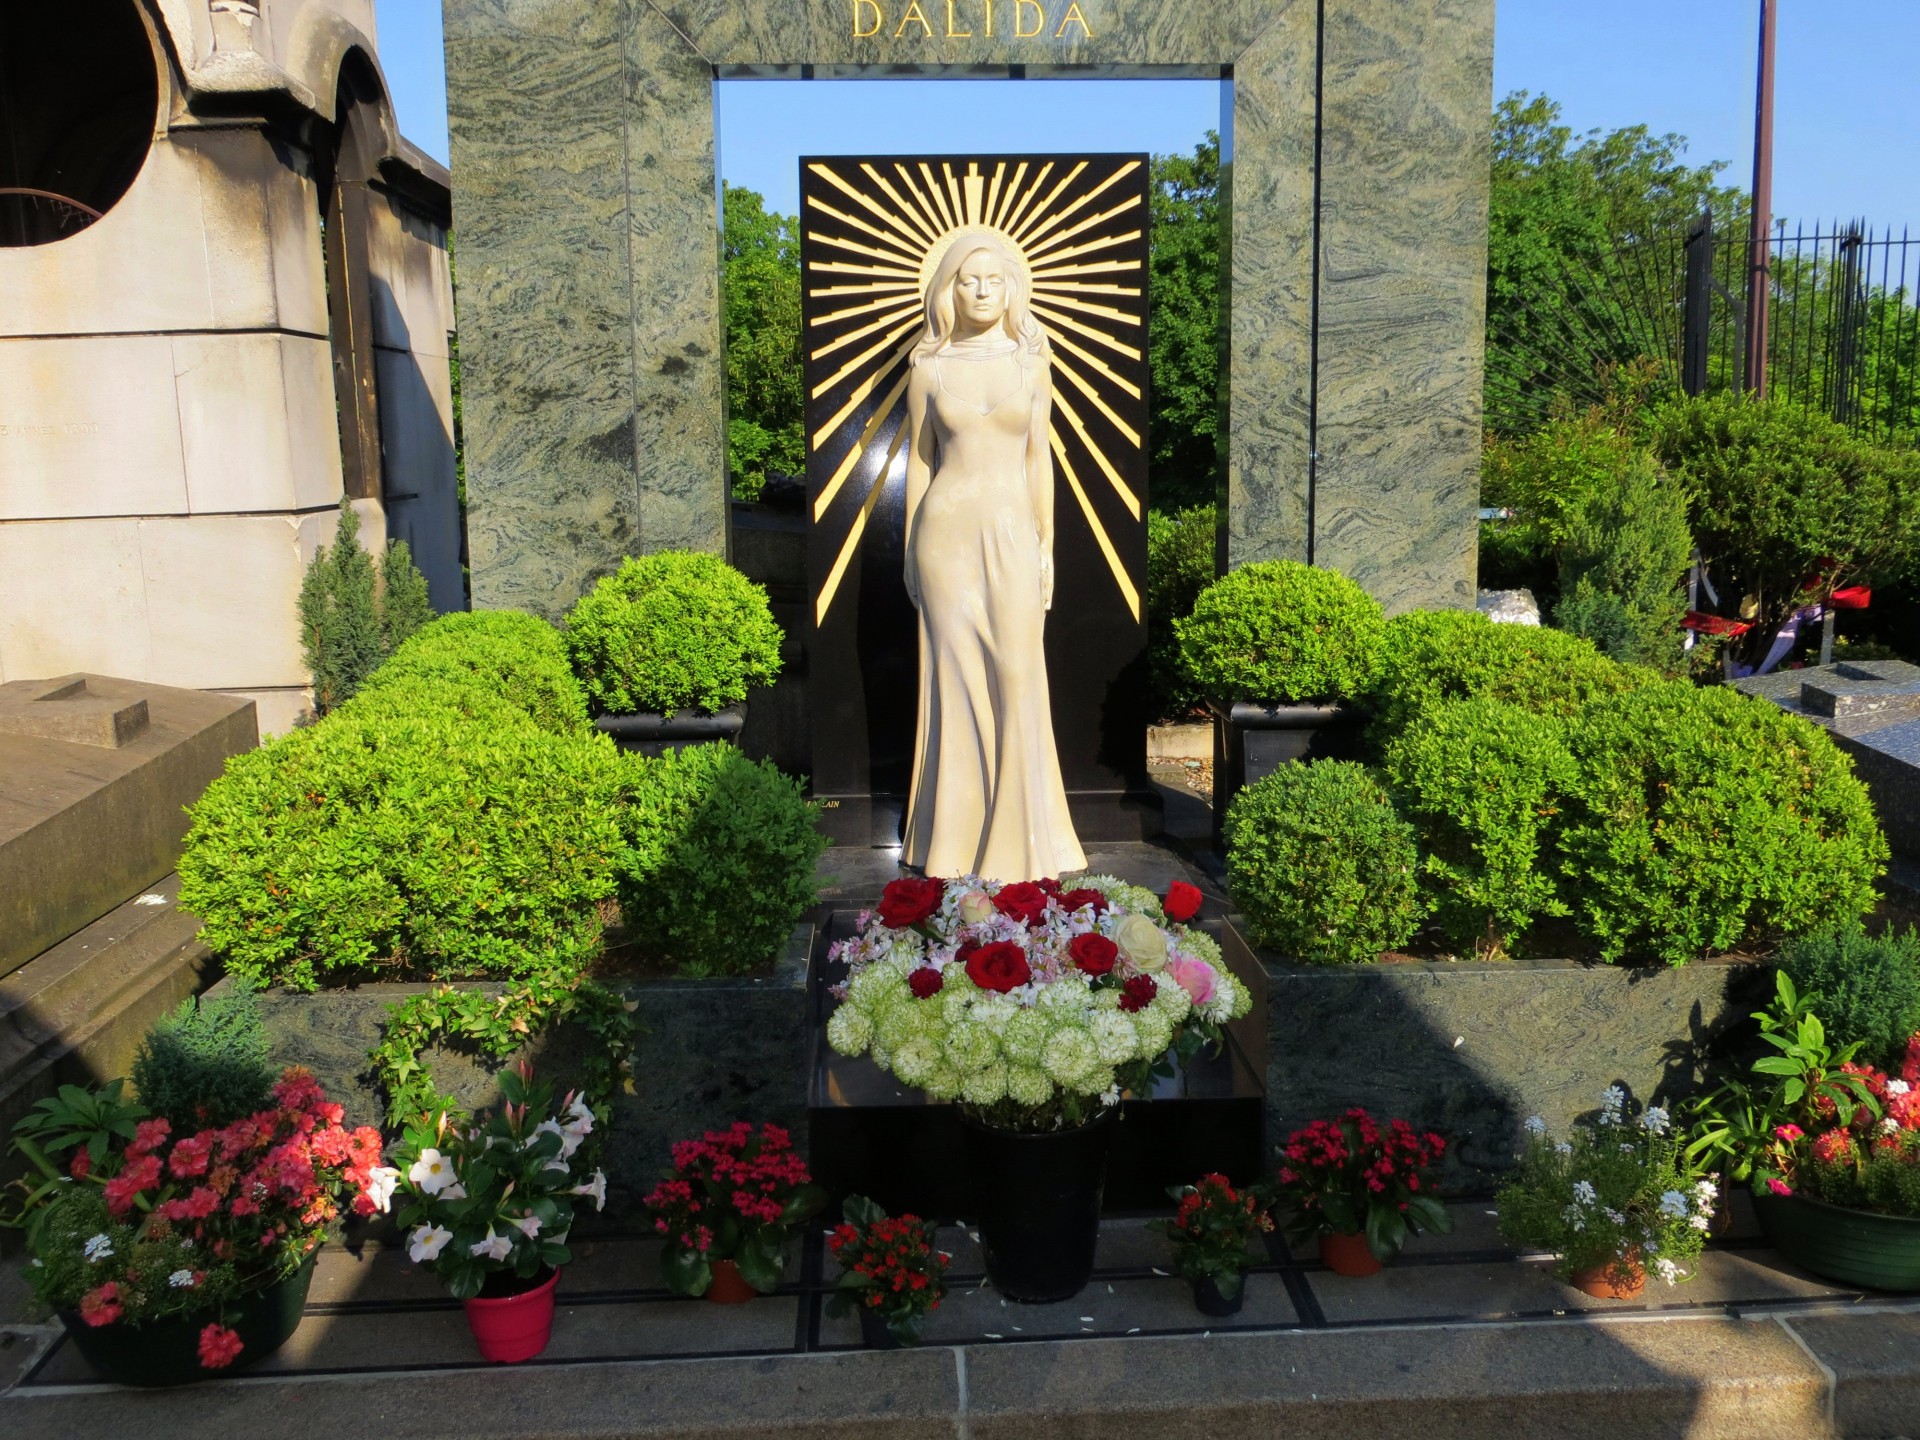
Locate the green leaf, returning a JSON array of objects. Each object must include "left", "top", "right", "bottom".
[
  {"left": 735, "top": 1230, "right": 785, "bottom": 1294},
  {"left": 843, "top": 1194, "right": 886, "bottom": 1228},
  {"left": 660, "top": 1245, "right": 712, "bottom": 1298},
  {"left": 782, "top": 1183, "right": 828, "bottom": 1225}
]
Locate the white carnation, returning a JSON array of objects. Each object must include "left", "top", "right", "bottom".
[
  {"left": 961, "top": 1065, "right": 1009, "bottom": 1107},
  {"left": 1006, "top": 1065, "right": 1053, "bottom": 1107}
]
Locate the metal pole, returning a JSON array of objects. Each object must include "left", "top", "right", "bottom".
[{"left": 1744, "top": 0, "right": 1778, "bottom": 396}]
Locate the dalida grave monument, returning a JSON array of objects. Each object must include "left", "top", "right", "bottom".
[{"left": 445, "top": 0, "right": 1494, "bottom": 841}]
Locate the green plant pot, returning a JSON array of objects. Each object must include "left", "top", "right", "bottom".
[
  {"left": 57, "top": 1251, "right": 318, "bottom": 1387},
  {"left": 1753, "top": 1187, "right": 1920, "bottom": 1292}
]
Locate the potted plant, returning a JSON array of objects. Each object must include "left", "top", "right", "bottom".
[
  {"left": 1151, "top": 1172, "right": 1274, "bottom": 1316},
  {"left": 1497, "top": 1088, "right": 1714, "bottom": 1299},
  {"left": 1174, "top": 560, "right": 1385, "bottom": 821},
  {"left": 1274, "top": 1109, "right": 1452, "bottom": 1276},
  {"left": 562, "top": 550, "right": 784, "bottom": 754},
  {"left": 1688, "top": 971, "right": 1920, "bottom": 1291},
  {"left": 825, "top": 873, "right": 1250, "bottom": 1302},
  {"left": 390, "top": 1061, "right": 607, "bottom": 1363},
  {"left": 644, "top": 1121, "right": 825, "bottom": 1303},
  {"left": 824, "top": 1195, "right": 950, "bottom": 1347},
  {"left": 5, "top": 1069, "right": 397, "bottom": 1386}
]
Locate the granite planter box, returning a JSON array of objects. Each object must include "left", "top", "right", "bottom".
[
  {"left": 210, "top": 924, "right": 811, "bottom": 1216},
  {"left": 1220, "top": 918, "right": 1769, "bottom": 1192},
  {"left": 1210, "top": 700, "right": 1365, "bottom": 828},
  {"left": 594, "top": 703, "right": 746, "bottom": 757}
]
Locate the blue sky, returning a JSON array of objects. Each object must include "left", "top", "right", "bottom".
[{"left": 373, "top": 0, "right": 1919, "bottom": 234}]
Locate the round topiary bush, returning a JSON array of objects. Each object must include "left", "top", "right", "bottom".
[
  {"left": 1383, "top": 698, "right": 1576, "bottom": 957},
  {"left": 1558, "top": 683, "right": 1887, "bottom": 965},
  {"left": 1778, "top": 923, "right": 1920, "bottom": 1069},
  {"left": 1223, "top": 760, "right": 1425, "bottom": 964},
  {"left": 357, "top": 609, "right": 589, "bottom": 735},
  {"left": 564, "top": 552, "right": 784, "bottom": 717},
  {"left": 615, "top": 744, "right": 828, "bottom": 978},
  {"left": 1175, "top": 560, "right": 1385, "bottom": 705},
  {"left": 177, "top": 690, "right": 625, "bottom": 992},
  {"left": 1367, "top": 608, "right": 1657, "bottom": 745}
]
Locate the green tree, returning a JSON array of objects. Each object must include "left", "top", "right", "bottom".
[
  {"left": 299, "top": 505, "right": 382, "bottom": 716},
  {"left": 722, "top": 183, "right": 805, "bottom": 501},
  {"left": 1486, "top": 93, "right": 1741, "bottom": 434},
  {"left": 380, "top": 539, "right": 435, "bottom": 654},
  {"left": 1148, "top": 134, "right": 1221, "bottom": 513}
]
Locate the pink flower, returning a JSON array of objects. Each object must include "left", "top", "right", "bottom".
[
  {"left": 1166, "top": 956, "right": 1217, "bottom": 1007},
  {"left": 1773, "top": 1124, "right": 1804, "bottom": 1143},
  {"left": 1766, "top": 1178, "right": 1794, "bottom": 1196},
  {"left": 197, "top": 1323, "right": 245, "bottom": 1369}
]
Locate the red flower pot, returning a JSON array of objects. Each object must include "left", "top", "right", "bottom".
[
  {"left": 463, "top": 1268, "right": 560, "bottom": 1363},
  {"left": 706, "top": 1258, "right": 758, "bottom": 1304},
  {"left": 1318, "top": 1230, "right": 1383, "bottom": 1277}
]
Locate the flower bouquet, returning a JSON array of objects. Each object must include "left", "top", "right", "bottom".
[
  {"left": 1497, "top": 1088, "right": 1713, "bottom": 1299},
  {"left": 824, "top": 1195, "right": 950, "bottom": 1347},
  {"left": 826, "top": 874, "right": 1248, "bottom": 1300},
  {"left": 1275, "top": 1109, "right": 1452, "bottom": 1276},
  {"left": 390, "top": 1061, "right": 606, "bottom": 1363},
  {"left": 644, "top": 1122, "right": 825, "bottom": 1302},
  {"left": 1150, "top": 1173, "right": 1274, "bottom": 1315},
  {"left": 6, "top": 1069, "right": 395, "bottom": 1385}
]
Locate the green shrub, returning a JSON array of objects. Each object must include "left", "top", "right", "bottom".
[
  {"left": 178, "top": 691, "right": 625, "bottom": 992},
  {"left": 1367, "top": 608, "right": 1655, "bottom": 745},
  {"left": 1558, "top": 684, "right": 1886, "bottom": 965},
  {"left": 130, "top": 990, "right": 277, "bottom": 1131},
  {"left": 1552, "top": 452, "right": 1692, "bottom": 674},
  {"left": 1176, "top": 560, "right": 1385, "bottom": 705},
  {"left": 1224, "top": 761, "right": 1425, "bottom": 964},
  {"left": 380, "top": 540, "right": 436, "bottom": 655},
  {"left": 616, "top": 744, "right": 828, "bottom": 978},
  {"left": 1648, "top": 394, "right": 1920, "bottom": 666},
  {"left": 1778, "top": 923, "right": 1920, "bottom": 1068},
  {"left": 1482, "top": 412, "right": 1648, "bottom": 554},
  {"left": 298, "top": 505, "right": 383, "bottom": 716},
  {"left": 1383, "top": 699, "right": 1575, "bottom": 956},
  {"left": 564, "top": 552, "right": 783, "bottom": 717},
  {"left": 1146, "top": 505, "right": 1216, "bottom": 720},
  {"left": 358, "top": 610, "right": 589, "bottom": 736}
]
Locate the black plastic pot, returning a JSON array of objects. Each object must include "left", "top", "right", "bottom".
[
  {"left": 961, "top": 1107, "right": 1118, "bottom": 1303},
  {"left": 594, "top": 703, "right": 746, "bottom": 757},
  {"left": 57, "top": 1251, "right": 317, "bottom": 1387},
  {"left": 1191, "top": 1270, "right": 1246, "bottom": 1317},
  {"left": 1211, "top": 700, "right": 1365, "bottom": 832},
  {"left": 858, "top": 1306, "right": 907, "bottom": 1349}
]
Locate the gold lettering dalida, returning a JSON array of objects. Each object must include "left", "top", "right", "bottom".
[
  {"left": 984, "top": 0, "right": 994, "bottom": 35},
  {"left": 894, "top": 0, "right": 933, "bottom": 35},
  {"left": 853, "top": 0, "right": 882, "bottom": 35},
  {"left": 1014, "top": 0, "right": 1043, "bottom": 37},
  {"left": 1054, "top": 0, "right": 1092, "bottom": 36},
  {"left": 945, "top": 0, "right": 972, "bottom": 35}
]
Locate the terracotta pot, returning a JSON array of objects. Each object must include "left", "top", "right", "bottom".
[
  {"left": 706, "top": 1257, "right": 758, "bottom": 1304},
  {"left": 463, "top": 1267, "right": 561, "bottom": 1363},
  {"left": 1318, "top": 1230, "right": 1383, "bottom": 1277},
  {"left": 1569, "top": 1256, "right": 1645, "bottom": 1300}
]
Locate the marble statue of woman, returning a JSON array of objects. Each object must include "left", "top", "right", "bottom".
[{"left": 899, "top": 230, "right": 1086, "bottom": 882}]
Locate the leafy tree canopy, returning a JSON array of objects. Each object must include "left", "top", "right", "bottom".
[
  {"left": 722, "top": 184, "right": 805, "bottom": 500},
  {"left": 1147, "top": 133, "right": 1221, "bottom": 513}
]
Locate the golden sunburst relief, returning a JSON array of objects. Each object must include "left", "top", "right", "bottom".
[{"left": 801, "top": 155, "right": 1148, "bottom": 629}]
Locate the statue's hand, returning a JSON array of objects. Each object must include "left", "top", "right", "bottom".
[{"left": 1038, "top": 551, "right": 1055, "bottom": 611}]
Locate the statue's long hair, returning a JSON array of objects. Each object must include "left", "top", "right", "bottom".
[{"left": 911, "top": 230, "right": 1049, "bottom": 366}]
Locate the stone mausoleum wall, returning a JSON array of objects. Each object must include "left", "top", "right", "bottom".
[{"left": 0, "top": 0, "right": 461, "bottom": 735}]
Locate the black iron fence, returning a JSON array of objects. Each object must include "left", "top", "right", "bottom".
[{"left": 1486, "top": 217, "right": 1920, "bottom": 448}]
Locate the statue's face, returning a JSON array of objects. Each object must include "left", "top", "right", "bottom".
[{"left": 952, "top": 249, "right": 1010, "bottom": 329}]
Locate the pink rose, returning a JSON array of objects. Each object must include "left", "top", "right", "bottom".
[{"left": 1166, "top": 956, "right": 1217, "bottom": 1007}]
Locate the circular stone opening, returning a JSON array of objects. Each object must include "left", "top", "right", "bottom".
[{"left": 0, "top": 0, "right": 159, "bottom": 247}]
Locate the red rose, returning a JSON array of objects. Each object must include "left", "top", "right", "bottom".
[
  {"left": 1162, "top": 880, "right": 1203, "bottom": 923},
  {"left": 993, "top": 882, "right": 1050, "bottom": 927},
  {"left": 1117, "top": 975, "right": 1158, "bottom": 1013},
  {"left": 965, "top": 941, "right": 1032, "bottom": 993},
  {"left": 908, "top": 967, "right": 944, "bottom": 999},
  {"left": 1068, "top": 933, "right": 1119, "bottom": 976},
  {"left": 1059, "top": 887, "right": 1108, "bottom": 914},
  {"left": 878, "top": 877, "right": 945, "bottom": 929}
]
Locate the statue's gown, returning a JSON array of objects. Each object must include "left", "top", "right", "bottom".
[{"left": 900, "top": 340, "right": 1086, "bottom": 882}]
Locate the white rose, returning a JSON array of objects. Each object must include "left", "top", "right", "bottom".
[
  {"left": 958, "top": 891, "right": 995, "bottom": 925},
  {"left": 1112, "top": 914, "right": 1168, "bottom": 971}
]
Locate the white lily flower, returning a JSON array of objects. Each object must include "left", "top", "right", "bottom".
[
  {"left": 562, "top": 1098, "right": 595, "bottom": 1138},
  {"left": 409, "top": 1224, "right": 454, "bottom": 1263},
  {"left": 408, "top": 1148, "right": 455, "bottom": 1195},
  {"left": 440, "top": 1181, "right": 467, "bottom": 1201},
  {"left": 469, "top": 1230, "right": 513, "bottom": 1262},
  {"left": 572, "top": 1169, "right": 608, "bottom": 1212},
  {"left": 364, "top": 1165, "right": 401, "bottom": 1214},
  {"left": 534, "top": 1119, "right": 583, "bottom": 1160},
  {"left": 509, "top": 1213, "right": 543, "bottom": 1239}
]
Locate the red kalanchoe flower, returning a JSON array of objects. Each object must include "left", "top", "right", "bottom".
[
  {"left": 966, "top": 941, "right": 1032, "bottom": 993},
  {"left": 908, "top": 967, "right": 945, "bottom": 999},
  {"left": 1067, "top": 933, "right": 1119, "bottom": 977},
  {"left": 992, "top": 882, "right": 1050, "bottom": 928},
  {"left": 877, "top": 877, "right": 946, "bottom": 929},
  {"left": 1058, "top": 887, "right": 1108, "bottom": 914},
  {"left": 1117, "top": 975, "right": 1158, "bottom": 1013},
  {"left": 1162, "top": 880, "right": 1203, "bottom": 923},
  {"left": 79, "top": 1283, "right": 123, "bottom": 1328},
  {"left": 197, "top": 1323, "right": 245, "bottom": 1369}
]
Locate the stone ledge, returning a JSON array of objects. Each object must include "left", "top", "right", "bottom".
[{"left": 13, "top": 1307, "right": 1920, "bottom": 1440}]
